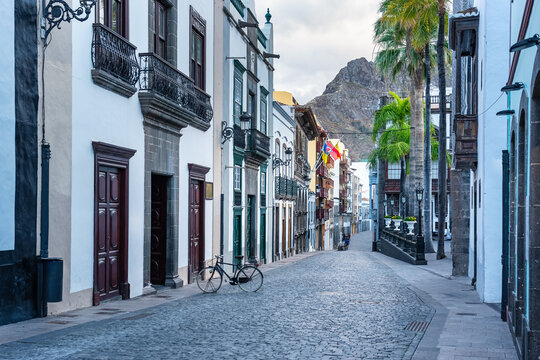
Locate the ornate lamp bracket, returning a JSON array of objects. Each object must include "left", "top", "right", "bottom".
[
  {"left": 42, "top": 0, "right": 96, "bottom": 45},
  {"left": 222, "top": 121, "right": 235, "bottom": 144}
]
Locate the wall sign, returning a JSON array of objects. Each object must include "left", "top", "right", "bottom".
[{"left": 206, "top": 182, "right": 213, "bottom": 200}]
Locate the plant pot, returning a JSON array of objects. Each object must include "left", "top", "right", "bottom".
[
  {"left": 405, "top": 221, "right": 416, "bottom": 235},
  {"left": 393, "top": 219, "right": 402, "bottom": 230},
  {"left": 385, "top": 219, "right": 391, "bottom": 228}
]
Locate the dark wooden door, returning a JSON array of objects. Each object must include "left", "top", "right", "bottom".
[
  {"left": 189, "top": 179, "right": 204, "bottom": 283},
  {"left": 96, "top": 166, "right": 124, "bottom": 301},
  {"left": 151, "top": 175, "right": 168, "bottom": 285}
]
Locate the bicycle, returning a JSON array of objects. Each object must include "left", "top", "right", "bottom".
[{"left": 196, "top": 255, "right": 264, "bottom": 293}]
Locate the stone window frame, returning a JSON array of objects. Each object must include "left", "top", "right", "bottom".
[{"left": 148, "top": 0, "right": 177, "bottom": 67}]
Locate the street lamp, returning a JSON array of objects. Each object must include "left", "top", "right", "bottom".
[
  {"left": 382, "top": 198, "right": 387, "bottom": 216},
  {"left": 273, "top": 147, "right": 292, "bottom": 171},
  {"left": 416, "top": 188, "right": 424, "bottom": 235},
  {"left": 390, "top": 197, "right": 395, "bottom": 217},
  {"left": 221, "top": 112, "right": 251, "bottom": 144}
]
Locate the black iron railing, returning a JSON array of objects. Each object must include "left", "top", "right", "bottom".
[
  {"left": 246, "top": 129, "right": 271, "bottom": 158},
  {"left": 91, "top": 23, "right": 139, "bottom": 86},
  {"left": 380, "top": 225, "right": 426, "bottom": 265},
  {"left": 275, "top": 177, "right": 297, "bottom": 199},
  {"left": 139, "top": 53, "right": 213, "bottom": 123}
]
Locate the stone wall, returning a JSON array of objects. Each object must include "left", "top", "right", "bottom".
[{"left": 450, "top": 169, "right": 470, "bottom": 276}]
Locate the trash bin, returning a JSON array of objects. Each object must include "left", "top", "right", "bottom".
[{"left": 43, "top": 257, "right": 63, "bottom": 302}]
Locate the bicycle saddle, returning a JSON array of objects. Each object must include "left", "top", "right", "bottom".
[{"left": 234, "top": 255, "right": 244, "bottom": 260}]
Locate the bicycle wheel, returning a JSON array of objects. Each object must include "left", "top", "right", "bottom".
[
  {"left": 196, "top": 266, "right": 223, "bottom": 293},
  {"left": 236, "top": 265, "right": 263, "bottom": 292}
]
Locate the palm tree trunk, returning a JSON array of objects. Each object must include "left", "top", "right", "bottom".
[
  {"left": 424, "top": 44, "right": 434, "bottom": 252},
  {"left": 409, "top": 64, "right": 430, "bottom": 251},
  {"left": 437, "top": 0, "right": 447, "bottom": 259}
]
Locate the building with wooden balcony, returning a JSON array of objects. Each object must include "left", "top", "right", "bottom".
[
  {"left": 292, "top": 104, "right": 319, "bottom": 254},
  {"left": 221, "top": 1, "right": 274, "bottom": 267},
  {"left": 449, "top": 1, "right": 511, "bottom": 316},
  {"left": 308, "top": 126, "right": 335, "bottom": 250}
]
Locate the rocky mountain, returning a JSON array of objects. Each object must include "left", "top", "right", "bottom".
[{"left": 308, "top": 58, "right": 407, "bottom": 161}]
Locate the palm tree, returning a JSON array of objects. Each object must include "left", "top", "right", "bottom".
[
  {"left": 436, "top": 0, "right": 448, "bottom": 259},
  {"left": 370, "top": 92, "right": 410, "bottom": 204},
  {"left": 375, "top": 0, "right": 439, "bottom": 244},
  {"left": 369, "top": 92, "right": 448, "bottom": 253}
]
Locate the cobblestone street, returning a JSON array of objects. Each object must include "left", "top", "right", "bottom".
[{"left": 0, "top": 233, "right": 433, "bottom": 359}]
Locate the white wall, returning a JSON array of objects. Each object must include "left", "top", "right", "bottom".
[
  {"left": 0, "top": 1, "right": 15, "bottom": 251},
  {"left": 474, "top": 0, "right": 510, "bottom": 302},
  {"left": 177, "top": 1, "right": 215, "bottom": 268},
  {"left": 70, "top": 4, "right": 147, "bottom": 296}
]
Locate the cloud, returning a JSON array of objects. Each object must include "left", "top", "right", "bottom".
[{"left": 255, "top": 0, "right": 380, "bottom": 103}]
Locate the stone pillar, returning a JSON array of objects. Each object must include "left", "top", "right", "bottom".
[{"left": 450, "top": 168, "right": 470, "bottom": 276}]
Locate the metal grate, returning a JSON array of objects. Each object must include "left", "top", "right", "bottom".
[
  {"left": 404, "top": 321, "right": 429, "bottom": 332},
  {"left": 456, "top": 313, "right": 477, "bottom": 316}
]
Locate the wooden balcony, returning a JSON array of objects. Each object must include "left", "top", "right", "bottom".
[
  {"left": 245, "top": 129, "right": 271, "bottom": 167},
  {"left": 454, "top": 114, "right": 478, "bottom": 169},
  {"left": 316, "top": 165, "right": 328, "bottom": 178}
]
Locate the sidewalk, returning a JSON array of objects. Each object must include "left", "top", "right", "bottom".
[
  {"left": 0, "top": 251, "right": 317, "bottom": 346},
  {"left": 353, "top": 231, "right": 517, "bottom": 359}
]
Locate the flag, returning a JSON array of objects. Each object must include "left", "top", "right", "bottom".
[
  {"left": 333, "top": 142, "right": 341, "bottom": 159},
  {"left": 327, "top": 141, "right": 341, "bottom": 160},
  {"left": 322, "top": 141, "right": 328, "bottom": 163}
]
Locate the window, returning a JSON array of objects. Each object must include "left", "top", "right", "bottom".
[
  {"left": 248, "top": 92, "right": 256, "bottom": 129},
  {"left": 96, "top": 0, "right": 128, "bottom": 37},
  {"left": 260, "top": 93, "right": 267, "bottom": 134},
  {"left": 275, "top": 140, "right": 280, "bottom": 176},
  {"left": 234, "top": 166, "right": 242, "bottom": 191},
  {"left": 190, "top": 6, "right": 206, "bottom": 90},
  {"left": 154, "top": 0, "right": 167, "bottom": 59},
  {"left": 260, "top": 171, "right": 266, "bottom": 194},
  {"left": 431, "top": 162, "right": 439, "bottom": 179},
  {"left": 233, "top": 69, "right": 243, "bottom": 125},
  {"left": 387, "top": 162, "right": 400, "bottom": 180}
]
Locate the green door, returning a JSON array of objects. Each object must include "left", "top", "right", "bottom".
[
  {"left": 233, "top": 211, "right": 242, "bottom": 266},
  {"left": 246, "top": 196, "right": 253, "bottom": 262},
  {"left": 260, "top": 212, "right": 266, "bottom": 264}
]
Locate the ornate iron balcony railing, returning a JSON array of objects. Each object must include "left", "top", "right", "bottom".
[
  {"left": 139, "top": 53, "right": 213, "bottom": 123},
  {"left": 91, "top": 23, "right": 139, "bottom": 86}
]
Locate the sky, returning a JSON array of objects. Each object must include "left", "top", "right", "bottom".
[{"left": 254, "top": 0, "right": 380, "bottom": 104}]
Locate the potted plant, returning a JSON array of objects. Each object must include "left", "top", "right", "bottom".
[
  {"left": 404, "top": 216, "right": 417, "bottom": 235},
  {"left": 384, "top": 215, "right": 392, "bottom": 228},
  {"left": 391, "top": 215, "right": 402, "bottom": 230}
]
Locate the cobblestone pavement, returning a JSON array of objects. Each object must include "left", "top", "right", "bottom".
[{"left": 0, "top": 235, "right": 432, "bottom": 359}]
